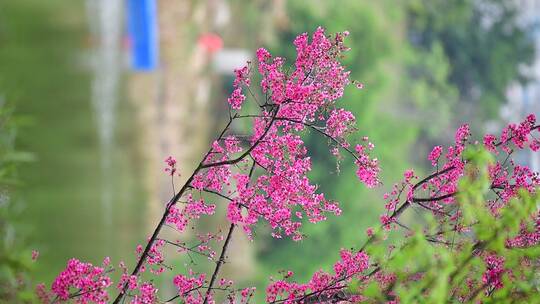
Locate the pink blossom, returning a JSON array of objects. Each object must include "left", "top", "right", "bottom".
[
  {"left": 51, "top": 258, "right": 112, "bottom": 303},
  {"left": 326, "top": 108, "right": 356, "bottom": 139},
  {"left": 404, "top": 169, "right": 415, "bottom": 181},
  {"left": 233, "top": 65, "right": 251, "bottom": 87},
  {"left": 35, "top": 283, "right": 51, "bottom": 304},
  {"left": 173, "top": 272, "right": 206, "bottom": 303},
  {"left": 428, "top": 145, "right": 442, "bottom": 166},
  {"left": 380, "top": 214, "right": 393, "bottom": 230},
  {"left": 483, "top": 134, "right": 497, "bottom": 153},
  {"left": 366, "top": 227, "right": 374, "bottom": 237},
  {"left": 455, "top": 124, "right": 470, "bottom": 143},
  {"left": 482, "top": 254, "right": 505, "bottom": 290},
  {"left": 131, "top": 282, "right": 157, "bottom": 304},
  {"left": 164, "top": 156, "right": 177, "bottom": 176},
  {"left": 32, "top": 249, "right": 39, "bottom": 261},
  {"left": 266, "top": 249, "right": 369, "bottom": 302},
  {"left": 227, "top": 87, "right": 246, "bottom": 110},
  {"left": 354, "top": 144, "right": 380, "bottom": 188}
]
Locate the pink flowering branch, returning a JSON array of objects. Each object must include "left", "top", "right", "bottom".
[
  {"left": 110, "top": 117, "right": 235, "bottom": 303},
  {"left": 112, "top": 110, "right": 279, "bottom": 303},
  {"left": 41, "top": 27, "right": 540, "bottom": 304},
  {"left": 114, "top": 28, "right": 372, "bottom": 304},
  {"left": 272, "top": 121, "right": 540, "bottom": 303},
  {"left": 203, "top": 161, "right": 258, "bottom": 304},
  {"left": 200, "top": 107, "right": 279, "bottom": 169}
]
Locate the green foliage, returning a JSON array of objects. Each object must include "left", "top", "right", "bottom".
[
  {"left": 0, "top": 104, "right": 35, "bottom": 303},
  {"left": 406, "top": 0, "right": 534, "bottom": 121},
  {"left": 0, "top": 0, "right": 148, "bottom": 287},
  {"left": 355, "top": 148, "right": 540, "bottom": 303}
]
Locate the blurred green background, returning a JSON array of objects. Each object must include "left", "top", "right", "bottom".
[{"left": 0, "top": 0, "right": 538, "bottom": 302}]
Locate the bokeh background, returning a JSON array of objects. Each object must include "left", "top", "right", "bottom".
[{"left": 1, "top": 0, "right": 539, "bottom": 301}]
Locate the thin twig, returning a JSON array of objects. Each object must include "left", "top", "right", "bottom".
[{"left": 202, "top": 223, "right": 235, "bottom": 304}]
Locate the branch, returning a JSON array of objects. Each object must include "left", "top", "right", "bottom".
[
  {"left": 201, "top": 108, "right": 278, "bottom": 169},
  {"left": 158, "top": 238, "right": 214, "bottom": 260},
  {"left": 202, "top": 223, "right": 235, "bottom": 304},
  {"left": 112, "top": 117, "right": 237, "bottom": 304},
  {"left": 413, "top": 192, "right": 457, "bottom": 203}
]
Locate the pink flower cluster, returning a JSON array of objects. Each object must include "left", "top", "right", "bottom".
[
  {"left": 32, "top": 249, "right": 39, "bottom": 261},
  {"left": 381, "top": 123, "right": 473, "bottom": 218},
  {"left": 482, "top": 115, "right": 540, "bottom": 206},
  {"left": 172, "top": 271, "right": 206, "bottom": 303},
  {"left": 502, "top": 113, "right": 537, "bottom": 150},
  {"left": 257, "top": 49, "right": 286, "bottom": 104},
  {"left": 233, "top": 65, "right": 250, "bottom": 87},
  {"left": 266, "top": 249, "right": 369, "bottom": 303},
  {"left": 506, "top": 211, "right": 540, "bottom": 248},
  {"left": 50, "top": 258, "right": 112, "bottom": 303},
  {"left": 166, "top": 194, "right": 216, "bottom": 232},
  {"left": 428, "top": 145, "right": 442, "bottom": 166},
  {"left": 193, "top": 28, "right": 370, "bottom": 240},
  {"left": 354, "top": 142, "right": 380, "bottom": 188},
  {"left": 227, "top": 122, "right": 341, "bottom": 240},
  {"left": 164, "top": 156, "right": 177, "bottom": 176},
  {"left": 35, "top": 283, "right": 51, "bottom": 304},
  {"left": 131, "top": 282, "right": 157, "bottom": 304},
  {"left": 115, "top": 260, "right": 158, "bottom": 303},
  {"left": 227, "top": 65, "right": 250, "bottom": 110},
  {"left": 117, "top": 273, "right": 138, "bottom": 292},
  {"left": 326, "top": 108, "right": 356, "bottom": 140},
  {"left": 333, "top": 250, "right": 370, "bottom": 277},
  {"left": 194, "top": 140, "right": 239, "bottom": 192},
  {"left": 482, "top": 254, "right": 506, "bottom": 291},
  {"left": 382, "top": 115, "right": 540, "bottom": 231},
  {"left": 228, "top": 88, "right": 246, "bottom": 110},
  {"left": 147, "top": 240, "right": 166, "bottom": 274}
]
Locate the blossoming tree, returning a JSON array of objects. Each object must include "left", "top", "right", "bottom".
[{"left": 37, "top": 28, "right": 540, "bottom": 304}]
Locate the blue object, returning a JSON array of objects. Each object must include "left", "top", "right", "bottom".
[{"left": 126, "top": 0, "right": 158, "bottom": 71}]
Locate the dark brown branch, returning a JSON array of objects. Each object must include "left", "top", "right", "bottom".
[
  {"left": 275, "top": 117, "right": 360, "bottom": 162},
  {"left": 413, "top": 166, "right": 456, "bottom": 190},
  {"left": 158, "top": 238, "right": 214, "bottom": 259},
  {"left": 201, "top": 108, "right": 278, "bottom": 169},
  {"left": 494, "top": 125, "right": 539, "bottom": 147},
  {"left": 412, "top": 192, "right": 457, "bottom": 203},
  {"left": 192, "top": 186, "right": 234, "bottom": 202},
  {"left": 202, "top": 159, "right": 259, "bottom": 303},
  {"left": 202, "top": 223, "right": 235, "bottom": 304},
  {"left": 113, "top": 117, "right": 236, "bottom": 304}
]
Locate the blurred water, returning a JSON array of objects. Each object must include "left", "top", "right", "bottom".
[
  {"left": 0, "top": 0, "right": 146, "bottom": 284},
  {"left": 85, "top": 0, "right": 123, "bottom": 229}
]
